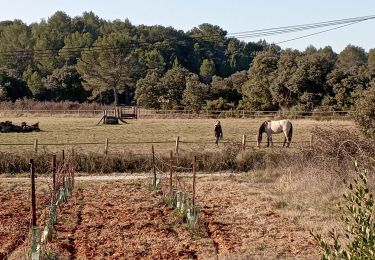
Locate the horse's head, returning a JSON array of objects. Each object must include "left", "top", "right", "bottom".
[{"left": 257, "top": 121, "right": 267, "bottom": 147}]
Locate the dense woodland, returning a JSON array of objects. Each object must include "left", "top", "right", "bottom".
[{"left": 0, "top": 11, "right": 374, "bottom": 112}]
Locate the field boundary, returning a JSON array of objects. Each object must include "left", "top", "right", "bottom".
[
  {"left": 0, "top": 134, "right": 313, "bottom": 154},
  {"left": 0, "top": 108, "right": 350, "bottom": 119}
]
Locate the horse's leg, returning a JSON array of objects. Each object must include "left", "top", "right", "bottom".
[
  {"left": 287, "top": 136, "right": 291, "bottom": 148},
  {"left": 270, "top": 136, "right": 273, "bottom": 147},
  {"left": 283, "top": 136, "right": 287, "bottom": 147},
  {"left": 267, "top": 136, "right": 270, "bottom": 147}
]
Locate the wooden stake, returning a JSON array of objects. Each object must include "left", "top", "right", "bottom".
[
  {"left": 52, "top": 154, "right": 56, "bottom": 192},
  {"left": 175, "top": 136, "right": 180, "bottom": 155},
  {"left": 169, "top": 151, "right": 173, "bottom": 194},
  {"left": 192, "top": 156, "right": 197, "bottom": 214},
  {"left": 310, "top": 134, "right": 314, "bottom": 147},
  {"left": 104, "top": 138, "right": 109, "bottom": 155},
  {"left": 242, "top": 135, "right": 246, "bottom": 150},
  {"left": 33, "top": 139, "right": 38, "bottom": 154},
  {"left": 152, "top": 145, "right": 156, "bottom": 186},
  {"left": 30, "top": 159, "right": 37, "bottom": 227},
  {"left": 62, "top": 149, "right": 65, "bottom": 161}
]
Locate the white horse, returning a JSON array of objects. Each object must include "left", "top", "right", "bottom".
[{"left": 257, "top": 119, "right": 293, "bottom": 148}]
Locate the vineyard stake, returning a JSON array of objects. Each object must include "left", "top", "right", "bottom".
[
  {"left": 30, "top": 159, "right": 37, "bottom": 227},
  {"left": 192, "top": 156, "right": 197, "bottom": 215},
  {"left": 152, "top": 145, "right": 156, "bottom": 186},
  {"left": 169, "top": 151, "right": 173, "bottom": 194},
  {"left": 52, "top": 154, "right": 56, "bottom": 192}
]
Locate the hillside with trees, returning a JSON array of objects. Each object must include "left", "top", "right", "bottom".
[{"left": 0, "top": 11, "right": 374, "bottom": 113}]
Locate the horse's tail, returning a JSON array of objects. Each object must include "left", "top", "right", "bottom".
[{"left": 288, "top": 123, "right": 293, "bottom": 140}]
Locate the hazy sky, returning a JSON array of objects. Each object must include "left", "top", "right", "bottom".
[{"left": 1, "top": 0, "right": 374, "bottom": 52}]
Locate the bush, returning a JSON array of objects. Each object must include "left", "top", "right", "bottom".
[
  {"left": 311, "top": 163, "right": 375, "bottom": 259},
  {"left": 353, "top": 81, "right": 375, "bottom": 139}
]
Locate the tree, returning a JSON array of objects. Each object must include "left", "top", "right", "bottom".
[
  {"left": 241, "top": 49, "right": 279, "bottom": 110},
  {"left": 31, "top": 11, "right": 73, "bottom": 74},
  {"left": 23, "top": 65, "right": 45, "bottom": 99},
  {"left": 336, "top": 44, "right": 367, "bottom": 70},
  {"left": 76, "top": 33, "right": 140, "bottom": 105},
  {"left": 368, "top": 49, "right": 375, "bottom": 78},
  {"left": 59, "top": 31, "right": 95, "bottom": 65},
  {"left": 353, "top": 80, "right": 375, "bottom": 138},
  {"left": 270, "top": 49, "right": 301, "bottom": 108},
  {"left": 144, "top": 49, "right": 166, "bottom": 73},
  {"left": 327, "top": 45, "right": 370, "bottom": 110},
  {"left": 134, "top": 71, "right": 162, "bottom": 109},
  {"left": 0, "top": 70, "right": 31, "bottom": 101},
  {"left": 210, "top": 75, "right": 241, "bottom": 108},
  {"left": 328, "top": 66, "right": 369, "bottom": 110},
  {"left": 160, "top": 67, "right": 189, "bottom": 109},
  {"left": 0, "top": 20, "right": 32, "bottom": 77},
  {"left": 182, "top": 74, "right": 208, "bottom": 111},
  {"left": 199, "top": 58, "right": 215, "bottom": 83},
  {"left": 44, "top": 65, "right": 88, "bottom": 102}
]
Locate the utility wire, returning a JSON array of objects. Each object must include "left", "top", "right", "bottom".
[
  {"left": 0, "top": 14, "right": 373, "bottom": 58},
  {"left": 275, "top": 20, "right": 363, "bottom": 44},
  {"left": 227, "top": 15, "right": 375, "bottom": 38}
]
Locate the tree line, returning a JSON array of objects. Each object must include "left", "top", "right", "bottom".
[{"left": 0, "top": 11, "right": 374, "bottom": 113}]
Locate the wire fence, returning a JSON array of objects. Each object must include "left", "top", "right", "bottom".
[
  {"left": 0, "top": 108, "right": 351, "bottom": 119},
  {"left": 0, "top": 133, "right": 314, "bottom": 155},
  {"left": 29, "top": 152, "right": 75, "bottom": 260},
  {"left": 151, "top": 145, "right": 200, "bottom": 225}
]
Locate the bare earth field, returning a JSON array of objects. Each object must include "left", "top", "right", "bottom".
[
  {"left": 2, "top": 173, "right": 334, "bottom": 259},
  {"left": 0, "top": 180, "right": 51, "bottom": 259}
]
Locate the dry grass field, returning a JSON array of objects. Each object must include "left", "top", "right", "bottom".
[{"left": 0, "top": 116, "right": 355, "bottom": 154}]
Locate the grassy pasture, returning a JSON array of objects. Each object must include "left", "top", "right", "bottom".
[{"left": 0, "top": 116, "right": 355, "bottom": 154}]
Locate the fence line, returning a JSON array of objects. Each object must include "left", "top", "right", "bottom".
[
  {"left": 0, "top": 134, "right": 315, "bottom": 154},
  {"left": 151, "top": 145, "right": 200, "bottom": 226},
  {"left": 0, "top": 108, "right": 351, "bottom": 119}
]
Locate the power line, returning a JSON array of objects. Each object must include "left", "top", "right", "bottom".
[
  {"left": 227, "top": 15, "right": 375, "bottom": 38},
  {"left": 0, "top": 14, "right": 373, "bottom": 59},
  {"left": 275, "top": 20, "right": 363, "bottom": 44}
]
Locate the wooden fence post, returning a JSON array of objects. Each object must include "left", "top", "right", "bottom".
[
  {"left": 71, "top": 147, "right": 75, "bottom": 188},
  {"left": 52, "top": 154, "right": 56, "bottom": 192},
  {"left": 169, "top": 151, "right": 173, "bottom": 194},
  {"left": 310, "top": 134, "right": 314, "bottom": 147},
  {"left": 242, "top": 135, "right": 246, "bottom": 150},
  {"left": 30, "top": 159, "right": 37, "bottom": 227},
  {"left": 175, "top": 136, "right": 180, "bottom": 155},
  {"left": 104, "top": 138, "right": 109, "bottom": 155},
  {"left": 33, "top": 139, "right": 38, "bottom": 154},
  {"left": 152, "top": 145, "right": 156, "bottom": 186},
  {"left": 62, "top": 149, "right": 65, "bottom": 161},
  {"left": 192, "top": 156, "right": 197, "bottom": 214}
]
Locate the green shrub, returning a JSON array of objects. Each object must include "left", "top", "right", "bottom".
[
  {"left": 353, "top": 81, "right": 375, "bottom": 139},
  {"left": 311, "top": 163, "right": 375, "bottom": 259}
]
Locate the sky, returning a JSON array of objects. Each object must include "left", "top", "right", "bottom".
[{"left": 1, "top": 0, "right": 374, "bottom": 52}]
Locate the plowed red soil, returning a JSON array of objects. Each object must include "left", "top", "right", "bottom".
[
  {"left": 0, "top": 181, "right": 51, "bottom": 259},
  {"left": 2, "top": 175, "right": 321, "bottom": 259}
]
